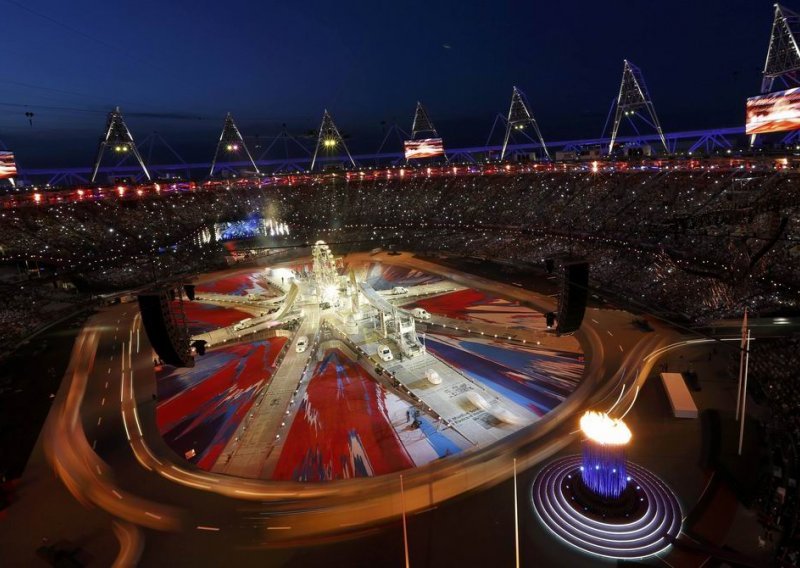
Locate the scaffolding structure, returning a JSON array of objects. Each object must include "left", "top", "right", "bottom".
[
  {"left": 358, "top": 282, "right": 425, "bottom": 359},
  {"left": 310, "top": 110, "right": 355, "bottom": 171},
  {"left": 751, "top": 4, "right": 800, "bottom": 145},
  {"left": 762, "top": 4, "right": 800, "bottom": 93},
  {"left": 500, "top": 87, "right": 550, "bottom": 161},
  {"left": 410, "top": 102, "right": 439, "bottom": 139},
  {"left": 606, "top": 60, "right": 668, "bottom": 155},
  {"left": 209, "top": 113, "right": 259, "bottom": 177},
  {"left": 91, "top": 107, "right": 150, "bottom": 183}
]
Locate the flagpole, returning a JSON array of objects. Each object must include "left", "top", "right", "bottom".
[
  {"left": 513, "top": 458, "right": 520, "bottom": 568},
  {"left": 400, "top": 474, "right": 410, "bottom": 568},
  {"left": 735, "top": 350, "right": 744, "bottom": 421},
  {"left": 738, "top": 329, "right": 751, "bottom": 456},
  {"left": 735, "top": 308, "right": 748, "bottom": 421}
]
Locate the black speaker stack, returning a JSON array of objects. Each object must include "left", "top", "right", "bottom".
[
  {"left": 137, "top": 291, "right": 194, "bottom": 367},
  {"left": 556, "top": 260, "right": 589, "bottom": 335}
]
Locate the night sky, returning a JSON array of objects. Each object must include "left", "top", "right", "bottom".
[{"left": 0, "top": 0, "right": 776, "bottom": 168}]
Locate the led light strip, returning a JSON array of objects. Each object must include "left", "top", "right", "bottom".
[{"left": 531, "top": 456, "right": 682, "bottom": 560}]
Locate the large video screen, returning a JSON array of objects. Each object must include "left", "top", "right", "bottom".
[
  {"left": 0, "top": 152, "right": 17, "bottom": 179},
  {"left": 404, "top": 138, "right": 445, "bottom": 160},
  {"left": 746, "top": 88, "right": 800, "bottom": 135}
]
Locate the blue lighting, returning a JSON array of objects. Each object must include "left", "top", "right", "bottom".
[
  {"left": 581, "top": 441, "right": 628, "bottom": 499},
  {"left": 216, "top": 214, "right": 263, "bottom": 240},
  {"left": 532, "top": 455, "right": 683, "bottom": 560}
]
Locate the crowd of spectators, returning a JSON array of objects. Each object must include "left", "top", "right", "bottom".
[
  {"left": 278, "top": 167, "right": 799, "bottom": 322},
  {"left": 0, "top": 279, "right": 88, "bottom": 352},
  {"left": 0, "top": 166, "right": 797, "bottom": 326},
  {"left": 747, "top": 334, "right": 800, "bottom": 566}
]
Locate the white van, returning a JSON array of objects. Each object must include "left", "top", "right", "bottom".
[
  {"left": 377, "top": 344, "right": 394, "bottom": 362},
  {"left": 391, "top": 286, "right": 408, "bottom": 295},
  {"left": 296, "top": 336, "right": 309, "bottom": 353},
  {"left": 412, "top": 308, "right": 431, "bottom": 319}
]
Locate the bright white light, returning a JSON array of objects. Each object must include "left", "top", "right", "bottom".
[
  {"left": 580, "top": 411, "right": 631, "bottom": 446},
  {"left": 322, "top": 284, "right": 339, "bottom": 304}
]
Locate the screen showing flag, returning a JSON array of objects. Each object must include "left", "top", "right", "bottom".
[
  {"left": 746, "top": 88, "right": 800, "bottom": 135},
  {"left": 0, "top": 152, "right": 17, "bottom": 179},
  {"left": 404, "top": 138, "right": 444, "bottom": 160}
]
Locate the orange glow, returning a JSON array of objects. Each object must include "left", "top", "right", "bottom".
[{"left": 580, "top": 411, "right": 631, "bottom": 446}]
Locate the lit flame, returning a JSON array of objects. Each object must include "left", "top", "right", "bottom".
[{"left": 580, "top": 411, "right": 631, "bottom": 446}]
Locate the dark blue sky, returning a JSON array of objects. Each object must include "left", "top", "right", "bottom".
[{"left": 0, "top": 0, "right": 776, "bottom": 167}]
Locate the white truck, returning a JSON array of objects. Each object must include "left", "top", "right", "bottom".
[
  {"left": 233, "top": 317, "right": 253, "bottom": 331},
  {"left": 412, "top": 307, "right": 431, "bottom": 319}
]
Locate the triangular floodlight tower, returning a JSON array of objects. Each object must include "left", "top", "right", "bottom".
[
  {"left": 753, "top": 4, "right": 800, "bottom": 146},
  {"left": 762, "top": 4, "right": 800, "bottom": 93},
  {"left": 411, "top": 102, "right": 439, "bottom": 139},
  {"left": 91, "top": 106, "right": 150, "bottom": 183},
  {"left": 209, "top": 113, "right": 259, "bottom": 177},
  {"left": 408, "top": 102, "right": 448, "bottom": 163},
  {"left": 500, "top": 87, "right": 551, "bottom": 161},
  {"left": 607, "top": 60, "right": 668, "bottom": 155},
  {"left": 310, "top": 110, "right": 355, "bottom": 171}
]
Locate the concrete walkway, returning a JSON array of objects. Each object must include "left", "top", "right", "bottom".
[{"left": 212, "top": 301, "right": 320, "bottom": 479}]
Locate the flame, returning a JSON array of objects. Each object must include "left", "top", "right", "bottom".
[{"left": 580, "top": 411, "right": 631, "bottom": 446}]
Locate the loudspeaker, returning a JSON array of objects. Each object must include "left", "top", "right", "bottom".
[
  {"left": 184, "top": 284, "right": 196, "bottom": 301},
  {"left": 556, "top": 261, "right": 589, "bottom": 335},
  {"left": 138, "top": 293, "right": 194, "bottom": 367}
]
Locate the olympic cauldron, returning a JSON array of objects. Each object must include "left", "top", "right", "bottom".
[
  {"left": 579, "top": 410, "right": 631, "bottom": 500},
  {"left": 531, "top": 410, "right": 683, "bottom": 559}
]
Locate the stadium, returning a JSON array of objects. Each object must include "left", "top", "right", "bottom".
[{"left": 1, "top": 3, "right": 800, "bottom": 568}]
